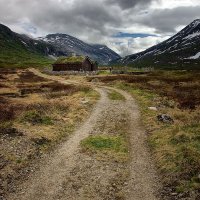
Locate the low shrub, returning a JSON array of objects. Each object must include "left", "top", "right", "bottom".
[
  {"left": 0, "top": 104, "right": 15, "bottom": 121},
  {"left": 92, "top": 71, "right": 200, "bottom": 109},
  {"left": 17, "top": 71, "right": 48, "bottom": 83},
  {"left": 0, "top": 122, "right": 23, "bottom": 137},
  {"left": 22, "top": 110, "right": 53, "bottom": 125},
  {"left": 31, "top": 137, "right": 51, "bottom": 146}
]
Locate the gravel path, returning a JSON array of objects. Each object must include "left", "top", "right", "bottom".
[
  {"left": 110, "top": 88, "right": 161, "bottom": 200},
  {"left": 7, "top": 71, "right": 160, "bottom": 200}
]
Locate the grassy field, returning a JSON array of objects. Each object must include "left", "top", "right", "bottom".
[
  {"left": 88, "top": 70, "right": 200, "bottom": 197},
  {"left": 0, "top": 50, "right": 53, "bottom": 68},
  {"left": 0, "top": 69, "right": 99, "bottom": 198}
]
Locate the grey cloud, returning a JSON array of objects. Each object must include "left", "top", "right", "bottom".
[
  {"left": 0, "top": 0, "right": 122, "bottom": 40},
  {"left": 0, "top": 0, "right": 200, "bottom": 56},
  {"left": 106, "top": 0, "right": 158, "bottom": 9},
  {"left": 138, "top": 6, "right": 200, "bottom": 33}
]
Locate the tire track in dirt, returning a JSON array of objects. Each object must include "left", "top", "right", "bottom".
[{"left": 108, "top": 87, "right": 161, "bottom": 200}]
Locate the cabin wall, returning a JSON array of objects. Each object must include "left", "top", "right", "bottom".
[
  {"left": 52, "top": 63, "right": 83, "bottom": 71},
  {"left": 82, "top": 59, "right": 92, "bottom": 71},
  {"left": 82, "top": 58, "right": 98, "bottom": 71},
  {"left": 92, "top": 63, "right": 98, "bottom": 71}
]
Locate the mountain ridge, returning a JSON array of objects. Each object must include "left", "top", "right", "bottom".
[
  {"left": 37, "top": 33, "right": 120, "bottom": 65},
  {"left": 0, "top": 24, "right": 120, "bottom": 67},
  {"left": 111, "top": 19, "right": 200, "bottom": 69}
]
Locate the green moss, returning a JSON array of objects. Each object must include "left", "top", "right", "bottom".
[
  {"left": 54, "top": 56, "right": 85, "bottom": 64},
  {"left": 81, "top": 135, "right": 128, "bottom": 154},
  {"left": 108, "top": 90, "right": 125, "bottom": 101},
  {"left": 80, "top": 135, "right": 128, "bottom": 163},
  {"left": 97, "top": 70, "right": 111, "bottom": 75}
]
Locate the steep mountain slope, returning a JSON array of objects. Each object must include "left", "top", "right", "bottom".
[
  {"left": 0, "top": 24, "right": 60, "bottom": 67},
  {"left": 38, "top": 34, "right": 121, "bottom": 65},
  {"left": 112, "top": 19, "right": 200, "bottom": 69}
]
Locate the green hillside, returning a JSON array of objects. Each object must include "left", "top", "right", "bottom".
[{"left": 0, "top": 24, "right": 54, "bottom": 68}]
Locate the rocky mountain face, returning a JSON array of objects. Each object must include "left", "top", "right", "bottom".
[
  {"left": 37, "top": 34, "right": 120, "bottom": 65},
  {"left": 111, "top": 19, "right": 200, "bottom": 69}
]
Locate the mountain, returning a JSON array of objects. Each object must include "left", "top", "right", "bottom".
[
  {"left": 0, "top": 24, "right": 61, "bottom": 67},
  {"left": 111, "top": 19, "right": 200, "bottom": 69},
  {"left": 0, "top": 24, "right": 120, "bottom": 67},
  {"left": 37, "top": 34, "right": 121, "bottom": 65}
]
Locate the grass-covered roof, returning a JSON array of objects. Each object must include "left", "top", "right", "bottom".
[{"left": 54, "top": 56, "right": 85, "bottom": 64}]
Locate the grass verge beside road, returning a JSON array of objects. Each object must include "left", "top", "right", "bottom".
[
  {"left": 116, "top": 83, "right": 200, "bottom": 196},
  {"left": 0, "top": 69, "right": 99, "bottom": 198},
  {"left": 93, "top": 70, "right": 200, "bottom": 198}
]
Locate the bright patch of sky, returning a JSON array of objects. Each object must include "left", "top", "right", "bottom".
[
  {"left": 151, "top": 0, "right": 200, "bottom": 9},
  {"left": 113, "top": 32, "right": 158, "bottom": 38}
]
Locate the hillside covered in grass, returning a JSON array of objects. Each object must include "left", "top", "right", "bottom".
[{"left": 0, "top": 24, "right": 57, "bottom": 68}]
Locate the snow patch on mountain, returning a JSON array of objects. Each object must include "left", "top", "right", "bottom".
[
  {"left": 184, "top": 32, "right": 200, "bottom": 40},
  {"left": 186, "top": 52, "right": 200, "bottom": 59},
  {"left": 191, "top": 19, "right": 200, "bottom": 28},
  {"left": 20, "top": 40, "right": 27, "bottom": 46}
]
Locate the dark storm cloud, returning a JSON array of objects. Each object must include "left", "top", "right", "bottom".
[
  {"left": 138, "top": 6, "right": 200, "bottom": 33},
  {"left": 0, "top": 0, "right": 199, "bottom": 37},
  {"left": 0, "top": 0, "right": 122, "bottom": 38},
  {"left": 106, "top": 0, "right": 158, "bottom": 9}
]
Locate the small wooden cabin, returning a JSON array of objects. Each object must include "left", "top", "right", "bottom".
[{"left": 52, "top": 56, "right": 98, "bottom": 71}]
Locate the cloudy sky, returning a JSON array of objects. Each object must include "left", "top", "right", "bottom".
[{"left": 0, "top": 0, "right": 200, "bottom": 56}]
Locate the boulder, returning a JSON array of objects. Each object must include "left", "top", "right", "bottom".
[{"left": 157, "top": 114, "right": 174, "bottom": 123}]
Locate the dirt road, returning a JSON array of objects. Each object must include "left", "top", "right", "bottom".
[{"left": 7, "top": 70, "right": 160, "bottom": 200}]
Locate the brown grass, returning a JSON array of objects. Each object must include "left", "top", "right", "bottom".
[
  {"left": 0, "top": 74, "right": 5, "bottom": 79},
  {"left": 0, "top": 83, "right": 9, "bottom": 88},
  {"left": 16, "top": 70, "right": 48, "bottom": 83},
  {"left": 0, "top": 69, "right": 99, "bottom": 198},
  {"left": 110, "top": 72, "right": 200, "bottom": 197},
  {"left": 88, "top": 71, "right": 200, "bottom": 109}
]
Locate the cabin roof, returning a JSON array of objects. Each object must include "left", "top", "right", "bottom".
[{"left": 54, "top": 56, "right": 85, "bottom": 64}]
